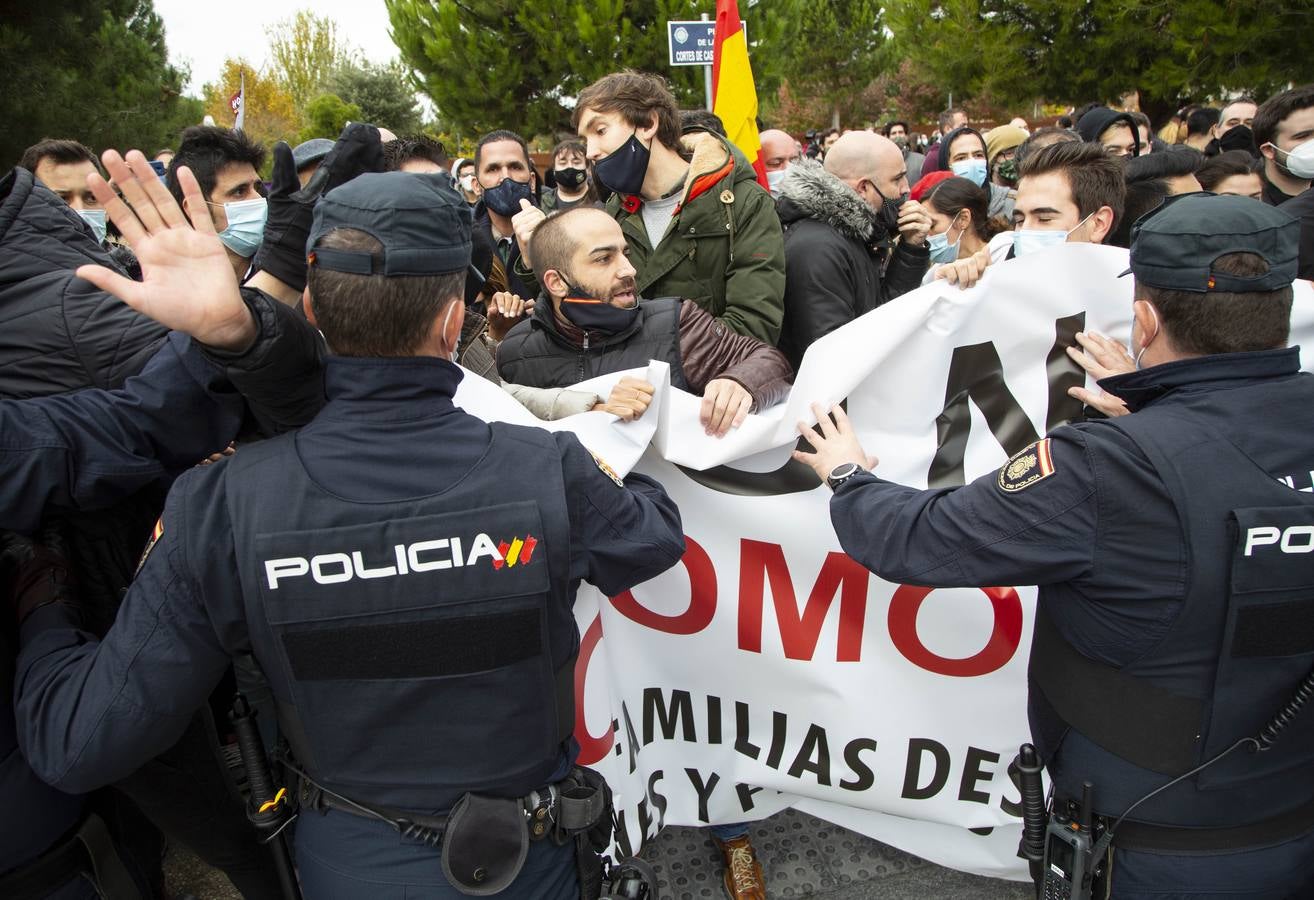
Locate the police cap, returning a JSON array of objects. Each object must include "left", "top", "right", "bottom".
[
  {"left": 1122, "top": 192, "right": 1298, "bottom": 293},
  {"left": 291, "top": 138, "right": 334, "bottom": 171},
  {"left": 307, "top": 171, "right": 473, "bottom": 277}
]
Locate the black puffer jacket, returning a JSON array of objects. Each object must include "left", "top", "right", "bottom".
[
  {"left": 0, "top": 167, "right": 167, "bottom": 398},
  {"left": 775, "top": 159, "right": 929, "bottom": 370}
]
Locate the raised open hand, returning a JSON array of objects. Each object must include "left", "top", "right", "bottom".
[{"left": 74, "top": 149, "right": 255, "bottom": 351}]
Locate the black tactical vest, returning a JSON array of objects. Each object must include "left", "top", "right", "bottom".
[
  {"left": 223, "top": 422, "right": 578, "bottom": 812},
  {"left": 497, "top": 297, "right": 687, "bottom": 390},
  {"left": 1031, "top": 373, "right": 1314, "bottom": 833}
]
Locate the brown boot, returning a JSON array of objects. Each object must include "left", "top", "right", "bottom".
[{"left": 711, "top": 833, "right": 766, "bottom": 900}]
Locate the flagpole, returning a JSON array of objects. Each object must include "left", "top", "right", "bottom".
[{"left": 702, "top": 12, "right": 713, "bottom": 111}]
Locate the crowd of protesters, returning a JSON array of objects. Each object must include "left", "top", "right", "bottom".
[{"left": 2, "top": 67, "right": 1313, "bottom": 900}]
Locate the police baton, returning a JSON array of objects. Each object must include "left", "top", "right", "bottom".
[
  {"left": 1014, "top": 743, "right": 1046, "bottom": 893},
  {"left": 229, "top": 693, "right": 302, "bottom": 900}
]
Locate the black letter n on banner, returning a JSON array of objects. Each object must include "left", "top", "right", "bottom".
[{"left": 927, "top": 313, "right": 1086, "bottom": 489}]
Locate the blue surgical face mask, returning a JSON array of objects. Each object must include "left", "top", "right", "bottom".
[
  {"left": 77, "top": 208, "right": 107, "bottom": 243},
  {"left": 950, "top": 157, "right": 988, "bottom": 187},
  {"left": 1011, "top": 211, "right": 1094, "bottom": 258},
  {"left": 215, "top": 197, "right": 267, "bottom": 258},
  {"left": 927, "top": 220, "right": 963, "bottom": 264}
]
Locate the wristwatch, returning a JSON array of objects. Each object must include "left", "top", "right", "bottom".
[{"left": 826, "top": 462, "right": 866, "bottom": 491}]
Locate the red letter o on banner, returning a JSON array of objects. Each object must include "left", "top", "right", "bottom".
[
  {"left": 609, "top": 536, "right": 716, "bottom": 635},
  {"left": 574, "top": 613, "right": 613, "bottom": 766},
  {"left": 887, "top": 585, "right": 1023, "bottom": 677}
]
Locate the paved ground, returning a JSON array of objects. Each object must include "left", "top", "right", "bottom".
[
  {"left": 641, "top": 809, "right": 1033, "bottom": 900},
  {"left": 165, "top": 807, "right": 1034, "bottom": 899}
]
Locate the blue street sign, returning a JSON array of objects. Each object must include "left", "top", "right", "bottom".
[{"left": 667, "top": 19, "right": 746, "bottom": 67}]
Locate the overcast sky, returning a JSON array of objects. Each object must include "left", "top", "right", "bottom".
[{"left": 154, "top": 0, "right": 404, "bottom": 94}]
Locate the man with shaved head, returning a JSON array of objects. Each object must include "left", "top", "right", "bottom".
[
  {"left": 775, "top": 130, "right": 932, "bottom": 368},
  {"left": 497, "top": 205, "right": 792, "bottom": 440},
  {"left": 759, "top": 128, "right": 799, "bottom": 195}
]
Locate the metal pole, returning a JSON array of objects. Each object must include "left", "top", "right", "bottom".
[{"left": 702, "top": 12, "right": 714, "bottom": 110}]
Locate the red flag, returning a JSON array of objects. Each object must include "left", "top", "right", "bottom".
[{"left": 712, "top": 0, "right": 768, "bottom": 189}]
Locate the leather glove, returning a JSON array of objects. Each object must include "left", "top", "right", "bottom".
[
  {"left": 1, "top": 527, "right": 78, "bottom": 626},
  {"left": 252, "top": 122, "right": 386, "bottom": 293}
]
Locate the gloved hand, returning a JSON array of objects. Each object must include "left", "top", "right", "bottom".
[
  {"left": 1, "top": 528, "right": 77, "bottom": 626},
  {"left": 252, "top": 122, "right": 385, "bottom": 293}
]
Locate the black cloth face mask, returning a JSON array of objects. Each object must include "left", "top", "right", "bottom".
[
  {"left": 555, "top": 167, "right": 587, "bottom": 190},
  {"left": 871, "top": 183, "right": 908, "bottom": 237},
  {"left": 592, "top": 132, "right": 651, "bottom": 196},
  {"left": 559, "top": 280, "right": 640, "bottom": 334},
  {"left": 483, "top": 177, "right": 535, "bottom": 216}
]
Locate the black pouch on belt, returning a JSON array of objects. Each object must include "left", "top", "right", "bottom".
[
  {"left": 570, "top": 766, "right": 614, "bottom": 852},
  {"left": 441, "top": 794, "right": 528, "bottom": 896}
]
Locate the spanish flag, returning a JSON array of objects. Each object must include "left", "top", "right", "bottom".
[{"left": 711, "top": 0, "right": 768, "bottom": 190}]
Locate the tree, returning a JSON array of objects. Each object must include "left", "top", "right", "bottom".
[
  {"left": 385, "top": 0, "right": 705, "bottom": 137},
  {"left": 883, "top": 0, "right": 1314, "bottom": 127},
  {"left": 0, "top": 0, "right": 199, "bottom": 165},
  {"left": 862, "top": 60, "right": 955, "bottom": 129},
  {"left": 327, "top": 60, "right": 423, "bottom": 134},
  {"left": 202, "top": 59, "right": 300, "bottom": 150},
  {"left": 756, "top": 0, "right": 888, "bottom": 130},
  {"left": 299, "top": 94, "right": 361, "bottom": 143},
  {"left": 266, "top": 10, "right": 356, "bottom": 114}
]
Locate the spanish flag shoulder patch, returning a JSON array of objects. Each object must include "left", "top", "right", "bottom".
[
  {"left": 590, "top": 451, "right": 625, "bottom": 488},
  {"left": 998, "top": 438, "right": 1056, "bottom": 493},
  {"left": 135, "top": 517, "right": 165, "bottom": 574}
]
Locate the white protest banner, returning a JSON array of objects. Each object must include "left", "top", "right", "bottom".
[{"left": 456, "top": 244, "right": 1314, "bottom": 879}]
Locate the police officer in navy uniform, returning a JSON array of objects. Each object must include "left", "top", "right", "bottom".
[
  {"left": 9, "top": 152, "right": 686, "bottom": 898},
  {"left": 795, "top": 194, "right": 1314, "bottom": 898}
]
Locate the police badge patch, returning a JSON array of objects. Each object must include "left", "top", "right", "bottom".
[
  {"left": 590, "top": 451, "right": 625, "bottom": 487},
  {"left": 998, "top": 439, "right": 1056, "bottom": 492}
]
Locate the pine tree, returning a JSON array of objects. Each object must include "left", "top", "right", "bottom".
[
  {"left": 1, "top": 0, "right": 198, "bottom": 164},
  {"left": 883, "top": 0, "right": 1314, "bottom": 126},
  {"left": 385, "top": 0, "right": 706, "bottom": 137},
  {"left": 326, "top": 61, "right": 424, "bottom": 135}
]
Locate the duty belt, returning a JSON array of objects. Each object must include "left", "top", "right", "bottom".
[
  {"left": 283, "top": 756, "right": 608, "bottom": 846},
  {"left": 1070, "top": 792, "right": 1314, "bottom": 853}
]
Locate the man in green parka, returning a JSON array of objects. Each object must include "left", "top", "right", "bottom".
[{"left": 512, "top": 70, "right": 786, "bottom": 348}]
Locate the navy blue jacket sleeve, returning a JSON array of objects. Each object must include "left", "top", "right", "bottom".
[
  {"left": 829, "top": 428, "right": 1098, "bottom": 588},
  {"left": 0, "top": 332, "right": 243, "bottom": 534},
  {"left": 553, "top": 432, "right": 685, "bottom": 597},
  {"left": 12, "top": 473, "right": 233, "bottom": 794},
  {"left": 206, "top": 289, "right": 327, "bottom": 436}
]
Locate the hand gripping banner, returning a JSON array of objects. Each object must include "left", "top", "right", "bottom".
[{"left": 453, "top": 244, "right": 1314, "bottom": 879}]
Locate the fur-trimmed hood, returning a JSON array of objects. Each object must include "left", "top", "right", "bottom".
[{"left": 775, "top": 158, "right": 879, "bottom": 242}]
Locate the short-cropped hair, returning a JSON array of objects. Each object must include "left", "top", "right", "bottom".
[
  {"left": 1141, "top": 252, "right": 1292, "bottom": 355},
  {"left": 19, "top": 139, "right": 97, "bottom": 172},
  {"left": 529, "top": 206, "right": 603, "bottom": 281},
  {"left": 384, "top": 134, "right": 448, "bottom": 172},
  {"left": 308, "top": 228, "right": 464, "bottom": 357},
  {"left": 1018, "top": 140, "right": 1125, "bottom": 227}
]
